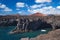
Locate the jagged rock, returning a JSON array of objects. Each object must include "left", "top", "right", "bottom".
[
  {"left": 27, "top": 19, "right": 52, "bottom": 31},
  {"left": 0, "top": 20, "right": 17, "bottom": 26}
]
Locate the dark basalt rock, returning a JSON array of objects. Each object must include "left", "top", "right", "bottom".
[
  {"left": 0, "top": 20, "right": 18, "bottom": 26},
  {"left": 0, "top": 15, "right": 60, "bottom": 33},
  {"left": 27, "top": 19, "right": 52, "bottom": 31}
]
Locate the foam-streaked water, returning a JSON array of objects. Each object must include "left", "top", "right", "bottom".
[{"left": 0, "top": 26, "right": 52, "bottom": 40}]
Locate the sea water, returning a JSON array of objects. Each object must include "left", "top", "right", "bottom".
[{"left": 0, "top": 26, "right": 52, "bottom": 40}]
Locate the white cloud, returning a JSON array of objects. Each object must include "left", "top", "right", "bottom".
[
  {"left": 28, "top": 9, "right": 40, "bottom": 13},
  {"left": 4, "top": 7, "right": 12, "bottom": 12},
  {"left": 16, "top": 2, "right": 25, "bottom": 7},
  {"left": 35, "top": 0, "right": 51, "bottom": 3},
  {"left": 18, "top": 11, "right": 22, "bottom": 13},
  {"left": 30, "top": 5, "right": 40, "bottom": 8},
  {"left": 18, "top": 11, "right": 26, "bottom": 15},
  {"left": 30, "top": 4, "right": 46, "bottom": 8},
  {"left": 56, "top": 6, "right": 60, "bottom": 9},
  {"left": 28, "top": 6, "right": 60, "bottom": 15},
  {"left": 16, "top": 8, "right": 20, "bottom": 10},
  {"left": 0, "top": 4, "right": 6, "bottom": 8},
  {"left": 42, "top": 6, "right": 52, "bottom": 9},
  {"left": 28, "top": 6, "right": 52, "bottom": 13},
  {"left": 0, "top": 3, "right": 13, "bottom": 12}
]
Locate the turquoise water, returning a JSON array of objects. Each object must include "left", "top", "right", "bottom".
[{"left": 0, "top": 26, "right": 52, "bottom": 40}]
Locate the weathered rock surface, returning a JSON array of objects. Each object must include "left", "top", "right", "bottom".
[
  {"left": 0, "top": 20, "right": 17, "bottom": 26},
  {"left": 20, "top": 29, "right": 60, "bottom": 40},
  {"left": 35, "top": 29, "right": 60, "bottom": 40},
  {"left": 0, "top": 14, "right": 60, "bottom": 34},
  {"left": 12, "top": 18, "right": 52, "bottom": 33}
]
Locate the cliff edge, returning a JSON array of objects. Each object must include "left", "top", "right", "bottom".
[{"left": 36, "top": 29, "right": 60, "bottom": 40}]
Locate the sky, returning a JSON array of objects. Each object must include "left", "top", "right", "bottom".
[{"left": 0, "top": 0, "right": 60, "bottom": 15}]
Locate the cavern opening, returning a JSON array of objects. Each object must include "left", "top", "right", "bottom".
[{"left": 27, "top": 19, "right": 52, "bottom": 31}]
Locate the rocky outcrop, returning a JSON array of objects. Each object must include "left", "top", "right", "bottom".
[
  {"left": 10, "top": 18, "right": 52, "bottom": 34},
  {"left": 0, "top": 19, "right": 18, "bottom": 26},
  {"left": 0, "top": 14, "right": 60, "bottom": 34},
  {"left": 27, "top": 19, "right": 52, "bottom": 31},
  {"left": 9, "top": 16, "right": 60, "bottom": 34},
  {"left": 21, "top": 29, "right": 60, "bottom": 40},
  {"left": 35, "top": 29, "right": 60, "bottom": 40}
]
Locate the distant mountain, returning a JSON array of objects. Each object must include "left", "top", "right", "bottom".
[
  {"left": 30, "top": 12, "right": 46, "bottom": 16},
  {"left": 47, "top": 14, "right": 55, "bottom": 16},
  {"left": 47, "top": 14, "right": 60, "bottom": 16},
  {"left": 0, "top": 14, "right": 20, "bottom": 16}
]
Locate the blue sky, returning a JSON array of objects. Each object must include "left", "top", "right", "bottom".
[{"left": 0, "top": 0, "right": 60, "bottom": 15}]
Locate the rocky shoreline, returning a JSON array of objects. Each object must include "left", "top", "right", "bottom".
[
  {"left": 20, "top": 29, "right": 60, "bottom": 40},
  {"left": 36, "top": 29, "right": 60, "bottom": 40},
  {"left": 9, "top": 18, "right": 52, "bottom": 34},
  {"left": 0, "top": 14, "right": 60, "bottom": 34}
]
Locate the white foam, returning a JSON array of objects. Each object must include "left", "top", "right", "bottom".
[{"left": 41, "top": 29, "right": 46, "bottom": 32}]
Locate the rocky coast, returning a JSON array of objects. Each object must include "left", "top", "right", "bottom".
[{"left": 21, "top": 29, "right": 60, "bottom": 40}]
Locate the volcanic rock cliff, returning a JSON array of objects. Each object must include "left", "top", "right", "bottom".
[{"left": 0, "top": 13, "right": 60, "bottom": 34}]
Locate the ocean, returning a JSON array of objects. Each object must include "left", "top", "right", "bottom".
[{"left": 0, "top": 26, "right": 52, "bottom": 40}]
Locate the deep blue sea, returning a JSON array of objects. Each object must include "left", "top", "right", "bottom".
[{"left": 0, "top": 26, "right": 52, "bottom": 40}]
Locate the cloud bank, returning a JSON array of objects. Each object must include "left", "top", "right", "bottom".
[
  {"left": 16, "top": 2, "right": 25, "bottom": 7},
  {"left": 35, "top": 0, "right": 52, "bottom": 3}
]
